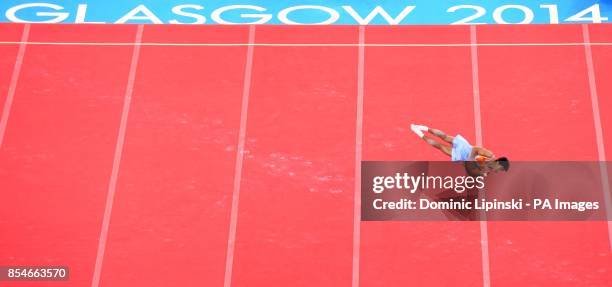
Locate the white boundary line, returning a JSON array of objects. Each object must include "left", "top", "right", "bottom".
[
  {"left": 351, "top": 25, "right": 365, "bottom": 287},
  {"left": 470, "top": 27, "right": 483, "bottom": 149},
  {"left": 91, "top": 24, "right": 144, "bottom": 287},
  {"left": 1, "top": 41, "right": 612, "bottom": 47},
  {"left": 0, "top": 24, "right": 30, "bottom": 148},
  {"left": 582, "top": 24, "right": 612, "bottom": 252},
  {"left": 223, "top": 25, "right": 256, "bottom": 287},
  {"left": 470, "top": 25, "right": 491, "bottom": 287}
]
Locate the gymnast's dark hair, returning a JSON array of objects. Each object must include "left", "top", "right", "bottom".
[{"left": 496, "top": 157, "right": 510, "bottom": 171}]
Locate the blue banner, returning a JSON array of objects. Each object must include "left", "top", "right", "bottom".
[{"left": 0, "top": 1, "right": 610, "bottom": 25}]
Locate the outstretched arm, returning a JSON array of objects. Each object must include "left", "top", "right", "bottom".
[{"left": 471, "top": 147, "right": 495, "bottom": 159}]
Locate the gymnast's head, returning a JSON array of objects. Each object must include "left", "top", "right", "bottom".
[{"left": 491, "top": 157, "right": 510, "bottom": 173}]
